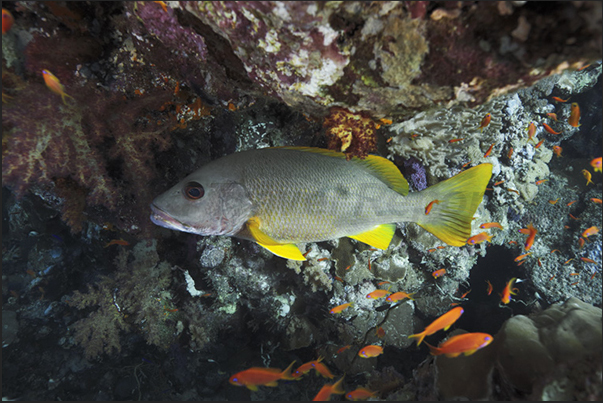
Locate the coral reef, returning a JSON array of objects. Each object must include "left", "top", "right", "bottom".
[
  {"left": 323, "top": 107, "right": 378, "bottom": 159},
  {"left": 1, "top": 1, "right": 601, "bottom": 401},
  {"left": 432, "top": 297, "right": 602, "bottom": 400}
]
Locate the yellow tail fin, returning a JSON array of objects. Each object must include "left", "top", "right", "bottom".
[{"left": 416, "top": 164, "right": 492, "bottom": 246}]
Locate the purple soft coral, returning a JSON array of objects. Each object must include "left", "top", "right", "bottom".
[{"left": 402, "top": 157, "right": 428, "bottom": 191}]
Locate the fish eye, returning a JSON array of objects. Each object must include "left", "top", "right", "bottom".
[{"left": 184, "top": 182, "right": 204, "bottom": 200}]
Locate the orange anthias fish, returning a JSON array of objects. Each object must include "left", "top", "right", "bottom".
[
  {"left": 330, "top": 302, "right": 352, "bottom": 314},
  {"left": 518, "top": 223, "right": 537, "bottom": 251},
  {"left": 483, "top": 143, "right": 495, "bottom": 157},
  {"left": 582, "top": 226, "right": 599, "bottom": 238},
  {"left": 553, "top": 145, "right": 563, "bottom": 157},
  {"left": 568, "top": 102, "right": 581, "bottom": 127},
  {"left": 346, "top": 387, "right": 377, "bottom": 401},
  {"left": 424, "top": 199, "right": 441, "bottom": 215},
  {"left": 582, "top": 169, "right": 593, "bottom": 185},
  {"left": 486, "top": 280, "right": 493, "bottom": 295},
  {"left": 500, "top": 278, "right": 519, "bottom": 304},
  {"left": 229, "top": 361, "right": 296, "bottom": 391},
  {"left": 366, "top": 289, "right": 391, "bottom": 300},
  {"left": 292, "top": 357, "right": 322, "bottom": 378},
  {"left": 466, "top": 232, "right": 493, "bottom": 245},
  {"left": 542, "top": 122, "right": 561, "bottom": 135},
  {"left": 42, "top": 70, "right": 74, "bottom": 105},
  {"left": 2, "top": 8, "right": 14, "bottom": 34},
  {"left": 591, "top": 157, "right": 602, "bottom": 172},
  {"left": 425, "top": 332, "right": 493, "bottom": 358},
  {"left": 527, "top": 121, "right": 537, "bottom": 142},
  {"left": 432, "top": 268, "right": 446, "bottom": 278},
  {"left": 408, "top": 306, "right": 464, "bottom": 346},
  {"left": 312, "top": 376, "right": 345, "bottom": 401},
  {"left": 478, "top": 113, "right": 491, "bottom": 132},
  {"left": 479, "top": 222, "right": 503, "bottom": 230},
  {"left": 104, "top": 239, "right": 129, "bottom": 247},
  {"left": 552, "top": 96, "right": 569, "bottom": 102},
  {"left": 386, "top": 291, "right": 415, "bottom": 303},
  {"left": 546, "top": 112, "right": 558, "bottom": 121},
  {"left": 358, "top": 345, "right": 383, "bottom": 358}
]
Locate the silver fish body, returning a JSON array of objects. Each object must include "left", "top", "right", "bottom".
[{"left": 151, "top": 147, "right": 492, "bottom": 260}]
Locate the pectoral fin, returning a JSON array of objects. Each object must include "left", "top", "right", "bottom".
[
  {"left": 348, "top": 223, "right": 396, "bottom": 250},
  {"left": 247, "top": 217, "right": 306, "bottom": 261}
]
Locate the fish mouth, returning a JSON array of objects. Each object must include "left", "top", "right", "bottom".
[{"left": 150, "top": 203, "right": 194, "bottom": 233}]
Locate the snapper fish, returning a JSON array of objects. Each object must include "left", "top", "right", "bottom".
[{"left": 150, "top": 147, "right": 492, "bottom": 260}]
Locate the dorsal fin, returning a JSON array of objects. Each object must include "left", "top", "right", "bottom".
[{"left": 279, "top": 146, "right": 409, "bottom": 196}]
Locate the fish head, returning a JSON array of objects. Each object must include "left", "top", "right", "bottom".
[{"left": 150, "top": 167, "right": 252, "bottom": 236}]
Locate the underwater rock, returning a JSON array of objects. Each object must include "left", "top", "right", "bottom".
[{"left": 434, "top": 297, "right": 602, "bottom": 399}]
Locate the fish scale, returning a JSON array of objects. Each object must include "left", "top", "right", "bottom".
[{"left": 241, "top": 150, "right": 408, "bottom": 242}]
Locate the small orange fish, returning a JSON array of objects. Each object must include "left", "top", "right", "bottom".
[
  {"left": 437, "top": 245, "right": 446, "bottom": 249},
  {"left": 552, "top": 96, "right": 569, "bottom": 102},
  {"left": 582, "top": 169, "right": 593, "bottom": 185},
  {"left": 104, "top": 239, "right": 129, "bottom": 247},
  {"left": 548, "top": 198, "right": 559, "bottom": 205},
  {"left": 432, "top": 268, "right": 446, "bottom": 278},
  {"left": 546, "top": 112, "right": 558, "bottom": 121},
  {"left": 478, "top": 113, "right": 491, "bottom": 132},
  {"left": 375, "top": 326, "right": 386, "bottom": 338},
  {"left": 448, "top": 138, "right": 464, "bottom": 143},
  {"left": 567, "top": 200, "right": 578, "bottom": 206},
  {"left": 386, "top": 291, "right": 415, "bottom": 303},
  {"left": 569, "top": 213, "right": 580, "bottom": 220},
  {"left": 480, "top": 222, "right": 503, "bottom": 230},
  {"left": 486, "top": 280, "right": 493, "bottom": 296},
  {"left": 408, "top": 306, "right": 464, "bottom": 346},
  {"left": 507, "top": 147, "right": 514, "bottom": 159},
  {"left": 366, "top": 289, "right": 391, "bottom": 300},
  {"left": 535, "top": 139, "right": 545, "bottom": 148},
  {"left": 42, "top": 70, "right": 74, "bottom": 105},
  {"left": 461, "top": 161, "right": 472, "bottom": 169},
  {"left": 578, "top": 237, "right": 585, "bottom": 249},
  {"left": 345, "top": 387, "right": 377, "bottom": 401},
  {"left": 330, "top": 302, "right": 352, "bottom": 314},
  {"left": 590, "top": 157, "right": 602, "bottom": 172},
  {"left": 313, "top": 362, "right": 335, "bottom": 379},
  {"left": 535, "top": 179, "right": 549, "bottom": 185},
  {"left": 336, "top": 345, "right": 351, "bottom": 354},
  {"left": 229, "top": 361, "right": 296, "bottom": 391},
  {"left": 466, "top": 232, "right": 493, "bottom": 245},
  {"left": 514, "top": 252, "right": 531, "bottom": 262},
  {"left": 2, "top": 8, "right": 14, "bottom": 34},
  {"left": 518, "top": 223, "right": 537, "bottom": 251},
  {"left": 358, "top": 345, "right": 383, "bottom": 358},
  {"left": 312, "top": 376, "right": 345, "bottom": 401},
  {"left": 425, "top": 332, "right": 493, "bottom": 358},
  {"left": 527, "top": 122, "right": 537, "bottom": 142},
  {"left": 493, "top": 180, "right": 505, "bottom": 186},
  {"left": 483, "top": 143, "right": 495, "bottom": 157},
  {"left": 427, "top": 248, "right": 437, "bottom": 253},
  {"left": 542, "top": 122, "right": 561, "bottom": 135},
  {"left": 568, "top": 102, "right": 581, "bottom": 127},
  {"left": 591, "top": 198, "right": 602, "bottom": 204},
  {"left": 552, "top": 145, "right": 563, "bottom": 157},
  {"left": 500, "top": 278, "right": 519, "bottom": 304},
  {"left": 564, "top": 258, "right": 574, "bottom": 265},
  {"left": 582, "top": 226, "right": 599, "bottom": 238},
  {"left": 580, "top": 257, "right": 597, "bottom": 264},
  {"left": 425, "top": 199, "right": 441, "bottom": 215},
  {"left": 153, "top": 1, "right": 168, "bottom": 12}
]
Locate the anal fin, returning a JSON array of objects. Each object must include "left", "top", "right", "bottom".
[
  {"left": 247, "top": 216, "right": 306, "bottom": 261},
  {"left": 348, "top": 223, "right": 396, "bottom": 250}
]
